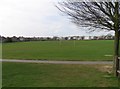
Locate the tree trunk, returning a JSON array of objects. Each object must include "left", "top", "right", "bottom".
[
  {"left": 114, "top": 31, "right": 119, "bottom": 77},
  {"left": 114, "top": 2, "right": 119, "bottom": 77}
]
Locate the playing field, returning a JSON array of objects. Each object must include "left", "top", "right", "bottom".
[
  {"left": 2, "top": 40, "right": 119, "bottom": 87},
  {"left": 2, "top": 40, "right": 114, "bottom": 61}
]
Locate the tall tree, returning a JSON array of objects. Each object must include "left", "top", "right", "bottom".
[{"left": 57, "top": 0, "right": 120, "bottom": 76}]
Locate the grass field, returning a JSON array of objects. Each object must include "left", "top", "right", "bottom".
[
  {"left": 2, "top": 62, "right": 119, "bottom": 87},
  {"left": 2, "top": 40, "right": 119, "bottom": 87},
  {"left": 2, "top": 40, "right": 114, "bottom": 61}
]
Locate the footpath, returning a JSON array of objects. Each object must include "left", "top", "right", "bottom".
[{"left": 0, "top": 59, "right": 112, "bottom": 65}]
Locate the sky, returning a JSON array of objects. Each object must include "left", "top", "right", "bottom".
[{"left": 0, "top": 0, "right": 114, "bottom": 37}]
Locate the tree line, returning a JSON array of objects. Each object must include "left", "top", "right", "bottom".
[{"left": 0, "top": 34, "right": 115, "bottom": 43}]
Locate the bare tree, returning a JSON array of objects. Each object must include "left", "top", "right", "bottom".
[{"left": 56, "top": 0, "right": 120, "bottom": 76}]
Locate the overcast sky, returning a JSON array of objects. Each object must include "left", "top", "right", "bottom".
[{"left": 0, "top": 0, "right": 114, "bottom": 37}]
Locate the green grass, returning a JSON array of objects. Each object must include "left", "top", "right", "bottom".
[
  {"left": 2, "top": 40, "right": 114, "bottom": 61},
  {"left": 2, "top": 62, "right": 119, "bottom": 87}
]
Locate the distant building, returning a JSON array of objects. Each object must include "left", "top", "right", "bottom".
[
  {"left": 11, "top": 36, "right": 19, "bottom": 42},
  {"left": 19, "top": 37, "right": 25, "bottom": 41}
]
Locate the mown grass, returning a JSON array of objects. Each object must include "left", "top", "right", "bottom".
[
  {"left": 2, "top": 62, "right": 119, "bottom": 87},
  {"left": 2, "top": 40, "right": 114, "bottom": 61}
]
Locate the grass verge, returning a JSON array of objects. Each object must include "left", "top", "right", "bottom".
[{"left": 2, "top": 62, "right": 119, "bottom": 87}]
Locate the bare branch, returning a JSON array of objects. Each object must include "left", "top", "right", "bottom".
[{"left": 56, "top": 1, "right": 120, "bottom": 31}]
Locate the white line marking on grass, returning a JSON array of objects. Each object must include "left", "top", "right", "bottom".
[{"left": 104, "top": 55, "right": 113, "bottom": 57}]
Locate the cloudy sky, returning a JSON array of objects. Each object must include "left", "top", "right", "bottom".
[{"left": 0, "top": 0, "right": 114, "bottom": 37}]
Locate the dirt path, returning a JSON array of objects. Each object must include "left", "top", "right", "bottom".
[{"left": 0, "top": 59, "right": 113, "bottom": 65}]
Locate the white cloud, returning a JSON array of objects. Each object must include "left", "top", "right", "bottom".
[{"left": 0, "top": 0, "right": 113, "bottom": 37}]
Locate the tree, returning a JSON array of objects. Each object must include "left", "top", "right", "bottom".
[
  {"left": 56, "top": 1, "right": 120, "bottom": 76},
  {"left": 6, "top": 37, "right": 12, "bottom": 43}
]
